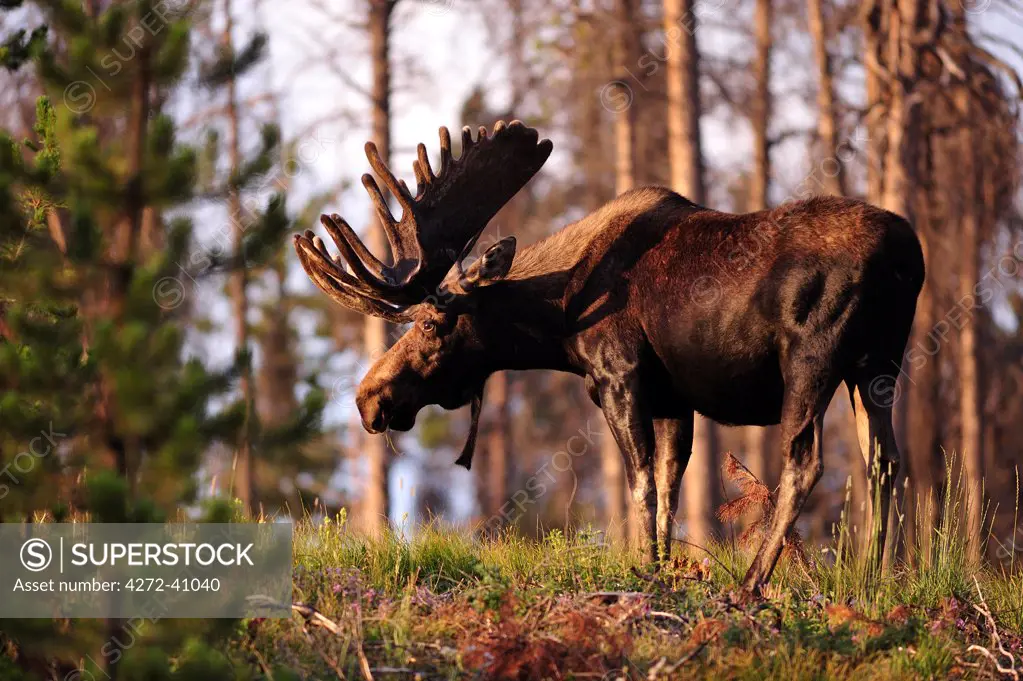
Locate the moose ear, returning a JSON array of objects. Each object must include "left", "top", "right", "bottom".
[{"left": 462, "top": 236, "right": 516, "bottom": 288}]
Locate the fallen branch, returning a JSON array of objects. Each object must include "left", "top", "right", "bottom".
[
  {"left": 582, "top": 591, "right": 649, "bottom": 603},
  {"left": 965, "top": 577, "right": 1019, "bottom": 680},
  {"left": 648, "top": 611, "right": 689, "bottom": 626},
  {"left": 291, "top": 602, "right": 344, "bottom": 635},
  {"left": 646, "top": 641, "right": 709, "bottom": 679},
  {"left": 247, "top": 597, "right": 369, "bottom": 680}
]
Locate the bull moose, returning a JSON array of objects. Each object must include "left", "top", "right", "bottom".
[{"left": 293, "top": 121, "right": 925, "bottom": 593}]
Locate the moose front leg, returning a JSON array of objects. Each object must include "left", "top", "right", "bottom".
[{"left": 593, "top": 372, "right": 658, "bottom": 563}]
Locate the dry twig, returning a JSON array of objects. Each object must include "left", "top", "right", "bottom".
[{"left": 965, "top": 577, "right": 1020, "bottom": 679}]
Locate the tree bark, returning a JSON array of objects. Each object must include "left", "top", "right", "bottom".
[
  {"left": 811, "top": 0, "right": 869, "bottom": 538},
  {"left": 750, "top": 0, "right": 771, "bottom": 212},
  {"left": 808, "top": 0, "right": 845, "bottom": 196},
  {"left": 362, "top": 0, "right": 396, "bottom": 536},
  {"left": 744, "top": 0, "right": 772, "bottom": 489},
  {"left": 874, "top": 0, "right": 941, "bottom": 559},
  {"left": 880, "top": 4, "right": 908, "bottom": 218},
  {"left": 665, "top": 0, "right": 719, "bottom": 547},
  {"left": 862, "top": 0, "right": 886, "bottom": 205},
  {"left": 666, "top": 0, "right": 707, "bottom": 202},
  {"left": 613, "top": 0, "right": 637, "bottom": 195},
  {"left": 223, "top": 0, "right": 253, "bottom": 515},
  {"left": 905, "top": 232, "right": 940, "bottom": 559},
  {"left": 604, "top": 0, "right": 636, "bottom": 546},
  {"left": 485, "top": 373, "right": 510, "bottom": 517},
  {"left": 957, "top": 150, "right": 984, "bottom": 563},
  {"left": 952, "top": 20, "right": 984, "bottom": 564}
]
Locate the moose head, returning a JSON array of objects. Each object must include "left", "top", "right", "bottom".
[{"left": 294, "top": 121, "right": 553, "bottom": 468}]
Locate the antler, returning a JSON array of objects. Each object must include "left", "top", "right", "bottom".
[{"left": 294, "top": 120, "right": 552, "bottom": 318}]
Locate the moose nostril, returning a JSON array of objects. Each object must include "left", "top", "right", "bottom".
[{"left": 369, "top": 398, "right": 391, "bottom": 433}]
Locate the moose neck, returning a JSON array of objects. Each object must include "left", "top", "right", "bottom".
[
  {"left": 474, "top": 231, "right": 599, "bottom": 377},
  {"left": 471, "top": 188, "right": 685, "bottom": 379},
  {"left": 476, "top": 277, "right": 578, "bottom": 375}
]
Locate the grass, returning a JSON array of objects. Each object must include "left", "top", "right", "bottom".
[
  {"left": 240, "top": 519, "right": 1023, "bottom": 680},
  {"left": 238, "top": 458, "right": 1023, "bottom": 679}
]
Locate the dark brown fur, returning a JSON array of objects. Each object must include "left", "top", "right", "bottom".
[{"left": 350, "top": 186, "right": 923, "bottom": 592}]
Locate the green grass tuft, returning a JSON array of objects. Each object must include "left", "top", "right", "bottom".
[{"left": 241, "top": 458, "right": 1023, "bottom": 679}]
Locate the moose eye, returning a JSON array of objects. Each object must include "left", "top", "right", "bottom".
[{"left": 421, "top": 320, "right": 436, "bottom": 333}]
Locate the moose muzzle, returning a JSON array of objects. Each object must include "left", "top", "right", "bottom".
[
  {"left": 356, "top": 383, "right": 391, "bottom": 434},
  {"left": 356, "top": 381, "right": 419, "bottom": 434}
]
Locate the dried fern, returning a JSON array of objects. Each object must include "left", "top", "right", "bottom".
[{"left": 717, "top": 452, "right": 809, "bottom": 566}]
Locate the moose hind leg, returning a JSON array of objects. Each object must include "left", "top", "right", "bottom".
[
  {"left": 742, "top": 412, "right": 825, "bottom": 592},
  {"left": 849, "top": 374, "right": 902, "bottom": 572},
  {"left": 653, "top": 416, "right": 694, "bottom": 561},
  {"left": 743, "top": 353, "right": 838, "bottom": 593}
]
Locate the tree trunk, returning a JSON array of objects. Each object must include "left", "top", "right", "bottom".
[
  {"left": 880, "top": 4, "right": 908, "bottom": 217},
  {"left": 957, "top": 164, "right": 984, "bottom": 564},
  {"left": 613, "top": 1, "right": 636, "bottom": 195},
  {"left": 905, "top": 236, "right": 940, "bottom": 559},
  {"left": 665, "top": 0, "right": 719, "bottom": 547},
  {"left": 223, "top": 0, "right": 253, "bottom": 515},
  {"left": 485, "top": 373, "right": 510, "bottom": 518},
  {"left": 808, "top": 0, "right": 845, "bottom": 197},
  {"left": 863, "top": 0, "right": 885, "bottom": 204},
  {"left": 362, "top": 0, "right": 396, "bottom": 536},
  {"left": 604, "top": 0, "right": 636, "bottom": 546},
  {"left": 744, "top": 0, "right": 772, "bottom": 488},
  {"left": 666, "top": 0, "right": 707, "bottom": 201},
  {"left": 811, "top": 0, "right": 868, "bottom": 539},
  {"left": 871, "top": 0, "right": 940, "bottom": 563},
  {"left": 750, "top": 0, "right": 771, "bottom": 212},
  {"left": 953, "top": 33, "right": 984, "bottom": 565},
  {"left": 100, "top": 17, "right": 152, "bottom": 680}
]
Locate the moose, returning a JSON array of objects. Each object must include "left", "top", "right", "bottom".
[{"left": 294, "top": 121, "right": 925, "bottom": 593}]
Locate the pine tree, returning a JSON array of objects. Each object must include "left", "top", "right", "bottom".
[
  {"left": 194, "top": 1, "right": 325, "bottom": 516},
  {"left": 0, "top": 2, "right": 318, "bottom": 677}
]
